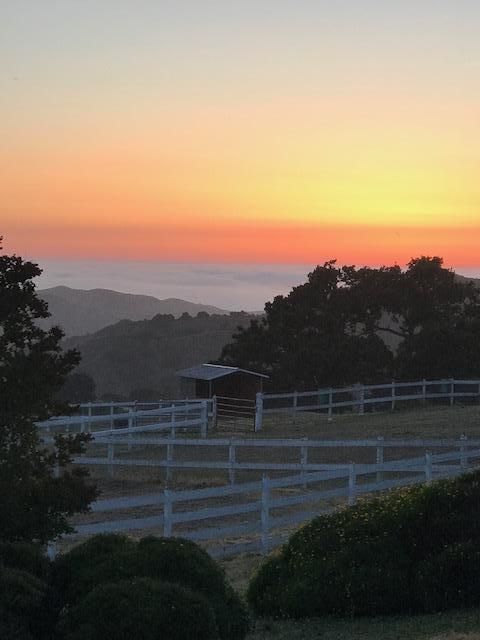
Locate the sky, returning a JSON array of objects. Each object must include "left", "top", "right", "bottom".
[{"left": 2, "top": 1, "right": 480, "bottom": 278}]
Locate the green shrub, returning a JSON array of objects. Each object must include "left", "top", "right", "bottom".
[
  {"left": 248, "top": 470, "right": 480, "bottom": 618},
  {"left": 0, "top": 541, "right": 50, "bottom": 579},
  {"left": 0, "top": 567, "right": 48, "bottom": 640},
  {"left": 415, "top": 542, "right": 480, "bottom": 612},
  {"left": 57, "top": 577, "right": 219, "bottom": 640},
  {"left": 132, "top": 537, "right": 249, "bottom": 640},
  {"left": 53, "top": 534, "right": 249, "bottom": 640},
  {"left": 51, "top": 533, "right": 136, "bottom": 607}
]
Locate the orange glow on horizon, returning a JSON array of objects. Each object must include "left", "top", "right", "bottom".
[{"left": 5, "top": 220, "right": 480, "bottom": 269}]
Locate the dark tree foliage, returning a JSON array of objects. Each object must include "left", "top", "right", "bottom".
[
  {"left": 0, "top": 240, "right": 98, "bottom": 544},
  {"left": 220, "top": 257, "right": 480, "bottom": 389},
  {"left": 56, "top": 372, "right": 96, "bottom": 403}
]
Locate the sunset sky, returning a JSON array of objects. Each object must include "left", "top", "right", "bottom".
[{"left": 2, "top": 1, "right": 480, "bottom": 270}]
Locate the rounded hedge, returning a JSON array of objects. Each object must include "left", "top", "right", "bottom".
[
  {"left": 57, "top": 577, "right": 219, "bottom": 640},
  {"left": 0, "top": 541, "right": 50, "bottom": 579},
  {"left": 248, "top": 470, "right": 480, "bottom": 618},
  {"left": 51, "top": 533, "right": 136, "bottom": 607},
  {"left": 0, "top": 567, "right": 47, "bottom": 640},
  {"left": 53, "top": 534, "right": 249, "bottom": 640}
]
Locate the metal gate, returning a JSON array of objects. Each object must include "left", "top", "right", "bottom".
[{"left": 213, "top": 396, "right": 256, "bottom": 432}]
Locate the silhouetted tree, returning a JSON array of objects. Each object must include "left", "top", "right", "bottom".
[
  {"left": 220, "top": 261, "right": 393, "bottom": 390},
  {"left": 56, "top": 372, "right": 96, "bottom": 403},
  {"left": 0, "top": 240, "right": 97, "bottom": 543},
  {"left": 220, "top": 257, "right": 480, "bottom": 389}
]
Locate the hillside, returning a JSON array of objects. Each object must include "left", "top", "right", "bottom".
[
  {"left": 65, "top": 312, "right": 256, "bottom": 399},
  {"left": 38, "top": 286, "right": 229, "bottom": 336}
]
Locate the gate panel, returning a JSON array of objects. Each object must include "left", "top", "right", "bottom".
[{"left": 214, "top": 396, "right": 255, "bottom": 432}]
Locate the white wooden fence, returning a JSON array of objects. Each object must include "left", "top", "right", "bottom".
[
  {"left": 254, "top": 378, "right": 480, "bottom": 430},
  {"left": 66, "top": 434, "right": 477, "bottom": 486},
  {"left": 37, "top": 400, "right": 210, "bottom": 438},
  {"left": 67, "top": 443, "right": 480, "bottom": 558}
]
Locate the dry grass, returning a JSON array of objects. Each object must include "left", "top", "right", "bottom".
[{"left": 258, "top": 402, "right": 480, "bottom": 441}]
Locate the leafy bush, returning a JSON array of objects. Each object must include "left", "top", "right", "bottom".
[
  {"left": 415, "top": 542, "right": 480, "bottom": 612},
  {"left": 132, "top": 537, "right": 249, "bottom": 640},
  {"left": 57, "top": 578, "right": 219, "bottom": 640},
  {"left": 0, "top": 567, "right": 48, "bottom": 640},
  {"left": 51, "top": 533, "right": 136, "bottom": 607},
  {"left": 53, "top": 535, "right": 249, "bottom": 640},
  {"left": 248, "top": 470, "right": 480, "bottom": 618},
  {"left": 0, "top": 541, "right": 50, "bottom": 579}
]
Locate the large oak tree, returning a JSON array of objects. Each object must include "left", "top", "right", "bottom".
[{"left": 219, "top": 257, "right": 480, "bottom": 390}]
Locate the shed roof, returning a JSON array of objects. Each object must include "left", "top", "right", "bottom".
[{"left": 176, "top": 363, "right": 269, "bottom": 381}]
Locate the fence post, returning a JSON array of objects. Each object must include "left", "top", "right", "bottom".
[
  {"left": 391, "top": 380, "right": 396, "bottom": 411},
  {"left": 229, "top": 441, "right": 236, "bottom": 485},
  {"left": 128, "top": 407, "right": 133, "bottom": 430},
  {"left": 166, "top": 442, "right": 174, "bottom": 483},
  {"left": 261, "top": 475, "right": 270, "bottom": 555},
  {"left": 163, "top": 489, "right": 172, "bottom": 537},
  {"left": 127, "top": 408, "right": 134, "bottom": 451},
  {"left": 110, "top": 404, "right": 115, "bottom": 431},
  {"left": 201, "top": 401, "right": 208, "bottom": 438},
  {"left": 255, "top": 393, "right": 264, "bottom": 432},
  {"left": 449, "top": 378, "right": 455, "bottom": 407},
  {"left": 108, "top": 441, "right": 114, "bottom": 477},
  {"left": 328, "top": 388, "right": 333, "bottom": 421},
  {"left": 376, "top": 436, "right": 384, "bottom": 484},
  {"left": 46, "top": 543, "right": 57, "bottom": 560},
  {"left": 300, "top": 440, "right": 308, "bottom": 488},
  {"left": 171, "top": 408, "right": 176, "bottom": 439},
  {"left": 293, "top": 391, "right": 298, "bottom": 423},
  {"left": 425, "top": 452, "right": 433, "bottom": 482},
  {"left": 460, "top": 434, "right": 468, "bottom": 470},
  {"left": 348, "top": 463, "right": 357, "bottom": 505},
  {"left": 212, "top": 395, "right": 218, "bottom": 430},
  {"left": 422, "top": 379, "right": 427, "bottom": 404}
]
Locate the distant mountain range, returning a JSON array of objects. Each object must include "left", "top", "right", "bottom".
[
  {"left": 64, "top": 312, "right": 256, "bottom": 399},
  {"left": 38, "top": 286, "right": 230, "bottom": 336}
]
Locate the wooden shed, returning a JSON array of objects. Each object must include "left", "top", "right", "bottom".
[{"left": 176, "top": 364, "right": 269, "bottom": 400}]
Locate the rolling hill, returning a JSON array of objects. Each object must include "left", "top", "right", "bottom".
[
  {"left": 38, "top": 286, "right": 229, "bottom": 336},
  {"left": 64, "top": 312, "right": 256, "bottom": 399}
]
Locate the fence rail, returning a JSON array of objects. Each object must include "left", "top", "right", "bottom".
[
  {"left": 255, "top": 378, "right": 480, "bottom": 430},
  {"left": 67, "top": 445, "right": 480, "bottom": 558},
  {"left": 53, "top": 433, "right": 479, "bottom": 485},
  {"left": 37, "top": 401, "right": 210, "bottom": 438}
]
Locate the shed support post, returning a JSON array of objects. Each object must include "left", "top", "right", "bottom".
[{"left": 201, "top": 401, "right": 208, "bottom": 438}]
